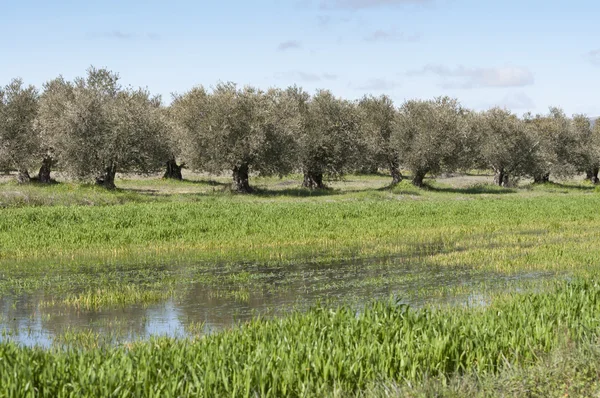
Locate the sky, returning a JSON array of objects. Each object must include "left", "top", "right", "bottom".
[{"left": 1, "top": 0, "right": 599, "bottom": 115}]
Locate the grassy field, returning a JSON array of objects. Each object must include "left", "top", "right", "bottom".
[{"left": 2, "top": 172, "right": 600, "bottom": 395}]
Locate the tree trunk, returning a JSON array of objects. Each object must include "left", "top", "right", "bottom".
[
  {"left": 302, "top": 171, "right": 325, "bottom": 189},
  {"left": 389, "top": 158, "right": 402, "bottom": 185},
  {"left": 37, "top": 157, "right": 52, "bottom": 184},
  {"left": 163, "top": 158, "right": 184, "bottom": 180},
  {"left": 533, "top": 172, "right": 550, "bottom": 184},
  {"left": 232, "top": 164, "right": 252, "bottom": 193},
  {"left": 17, "top": 169, "right": 31, "bottom": 184},
  {"left": 587, "top": 167, "right": 600, "bottom": 184},
  {"left": 493, "top": 168, "right": 510, "bottom": 187},
  {"left": 411, "top": 169, "right": 427, "bottom": 187},
  {"left": 96, "top": 165, "right": 117, "bottom": 189}
]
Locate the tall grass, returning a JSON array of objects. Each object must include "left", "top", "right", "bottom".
[
  {"left": 1, "top": 278, "right": 600, "bottom": 396},
  {"left": 2, "top": 189, "right": 600, "bottom": 268}
]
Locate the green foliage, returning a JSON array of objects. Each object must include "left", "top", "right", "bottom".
[
  {"left": 525, "top": 107, "right": 577, "bottom": 181},
  {"left": 298, "top": 89, "right": 361, "bottom": 186},
  {"left": 473, "top": 108, "right": 536, "bottom": 185},
  {"left": 171, "top": 83, "right": 300, "bottom": 191},
  {"left": 357, "top": 94, "right": 400, "bottom": 181},
  {"left": 0, "top": 78, "right": 40, "bottom": 175},
  {"left": 394, "top": 97, "right": 468, "bottom": 186},
  {"left": 37, "top": 67, "right": 171, "bottom": 187}
]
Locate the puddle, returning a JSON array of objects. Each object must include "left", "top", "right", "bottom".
[{"left": 0, "top": 256, "right": 556, "bottom": 347}]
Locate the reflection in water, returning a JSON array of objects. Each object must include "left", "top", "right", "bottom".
[{"left": 0, "top": 257, "right": 554, "bottom": 347}]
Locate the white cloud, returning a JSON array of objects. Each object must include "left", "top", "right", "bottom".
[
  {"left": 277, "top": 40, "right": 302, "bottom": 52},
  {"left": 86, "top": 31, "right": 160, "bottom": 40},
  {"left": 408, "top": 64, "right": 534, "bottom": 89},
  {"left": 355, "top": 78, "right": 400, "bottom": 90},
  {"left": 364, "top": 29, "right": 421, "bottom": 42},
  {"left": 495, "top": 92, "right": 535, "bottom": 110},
  {"left": 322, "top": 0, "right": 432, "bottom": 9},
  {"left": 586, "top": 49, "right": 600, "bottom": 66},
  {"left": 275, "top": 71, "right": 338, "bottom": 82}
]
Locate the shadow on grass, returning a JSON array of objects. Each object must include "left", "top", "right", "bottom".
[
  {"left": 376, "top": 177, "right": 517, "bottom": 196},
  {"left": 252, "top": 187, "right": 343, "bottom": 198},
  {"left": 523, "top": 181, "right": 597, "bottom": 192},
  {"left": 424, "top": 183, "right": 517, "bottom": 195},
  {"left": 178, "top": 178, "right": 230, "bottom": 187}
]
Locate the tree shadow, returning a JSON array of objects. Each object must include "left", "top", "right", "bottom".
[
  {"left": 179, "top": 178, "right": 230, "bottom": 187},
  {"left": 424, "top": 183, "right": 517, "bottom": 195},
  {"left": 376, "top": 183, "right": 422, "bottom": 196},
  {"left": 252, "top": 186, "right": 343, "bottom": 198},
  {"left": 523, "top": 181, "right": 596, "bottom": 192}
]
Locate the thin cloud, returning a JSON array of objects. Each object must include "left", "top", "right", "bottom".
[
  {"left": 277, "top": 40, "right": 302, "bottom": 52},
  {"left": 586, "top": 49, "right": 600, "bottom": 66},
  {"left": 317, "top": 15, "right": 333, "bottom": 28},
  {"left": 355, "top": 78, "right": 400, "bottom": 91},
  {"left": 408, "top": 64, "right": 534, "bottom": 89},
  {"left": 322, "top": 0, "right": 432, "bottom": 9},
  {"left": 495, "top": 92, "right": 535, "bottom": 110},
  {"left": 87, "top": 31, "right": 160, "bottom": 40},
  {"left": 364, "top": 29, "right": 421, "bottom": 42},
  {"left": 275, "top": 71, "right": 338, "bottom": 82}
]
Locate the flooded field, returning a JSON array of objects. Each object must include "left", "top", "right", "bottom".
[{"left": 0, "top": 254, "right": 555, "bottom": 347}]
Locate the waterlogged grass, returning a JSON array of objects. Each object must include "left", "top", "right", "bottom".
[
  {"left": 0, "top": 176, "right": 599, "bottom": 310},
  {"left": 63, "top": 283, "right": 177, "bottom": 310},
  {"left": 1, "top": 278, "right": 600, "bottom": 396},
  {"left": 1, "top": 180, "right": 599, "bottom": 267}
]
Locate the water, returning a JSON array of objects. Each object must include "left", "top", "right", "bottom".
[{"left": 0, "top": 256, "right": 555, "bottom": 347}]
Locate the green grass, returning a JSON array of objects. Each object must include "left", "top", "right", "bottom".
[
  {"left": 2, "top": 278, "right": 600, "bottom": 397},
  {"left": 3, "top": 174, "right": 600, "bottom": 395},
  {"left": 1, "top": 175, "right": 600, "bottom": 308}
]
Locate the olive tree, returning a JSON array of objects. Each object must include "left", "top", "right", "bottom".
[
  {"left": 524, "top": 108, "right": 576, "bottom": 183},
  {"left": 297, "top": 90, "right": 361, "bottom": 189},
  {"left": 394, "top": 97, "right": 467, "bottom": 187},
  {"left": 570, "top": 114, "right": 600, "bottom": 183},
  {"left": 472, "top": 108, "right": 537, "bottom": 186},
  {"left": 35, "top": 76, "right": 75, "bottom": 183},
  {"left": 357, "top": 94, "right": 402, "bottom": 185},
  {"left": 38, "top": 67, "right": 171, "bottom": 188},
  {"left": 171, "top": 83, "right": 299, "bottom": 193},
  {"left": 0, "top": 78, "right": 40, "bottom": 183}
]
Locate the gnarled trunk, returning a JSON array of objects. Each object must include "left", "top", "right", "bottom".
[
  {"left": 411, "top": 169, "right": 427, "bottom": 187},
  {"left": 163, "top": 158, "right": 184, "bottom": 180},
  {"left": 302, "top": 171, "right": 325, "bottom": 189},
  {"left": 37, "top": 157, "right": 53, "bottom": 184},
  {"left": 586, "top": 167, "right": 599, "bottom": 184},
  {"left": 533, "top": 172, "right": 550, "bottom": 184},
  {"left": 17, "top": 169, "right": 31, "bottom": 184},
  {"left": 389, "top": 158, "right": 402, "bottom": 185},
  {"left": 96, "top": 164, "right": 117, "bottom": 189},
  {"left": 493, "top": 168, "right": 509, "bottom": 187},
  {"left": 232, "top": 164, "right": 252, "bottom": 193}
]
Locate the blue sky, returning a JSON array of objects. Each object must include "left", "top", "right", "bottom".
[{"left": 2, "top": 0, "right": 599, "bottom": 115}]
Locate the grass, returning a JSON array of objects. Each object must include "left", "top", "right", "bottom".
[
  {"left": 3, "top": 173, "right": 600, "bottom": 395},
  {"left": 0, "top": 174, "right": 599, "bottom": 309},
  {"left": 2, "top": 278, "right": 600, "bottom": 396}
]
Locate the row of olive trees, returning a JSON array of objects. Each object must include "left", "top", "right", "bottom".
[
  {"left": 1, "top": 67, "right": 600, "bottom": 191},
  {"left": 0, "top": 68, "right": 172, "bottom": 189}
]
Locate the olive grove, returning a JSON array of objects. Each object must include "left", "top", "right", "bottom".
[{"left": 1, "top": 67, "right": 599, "bottom": 190}]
